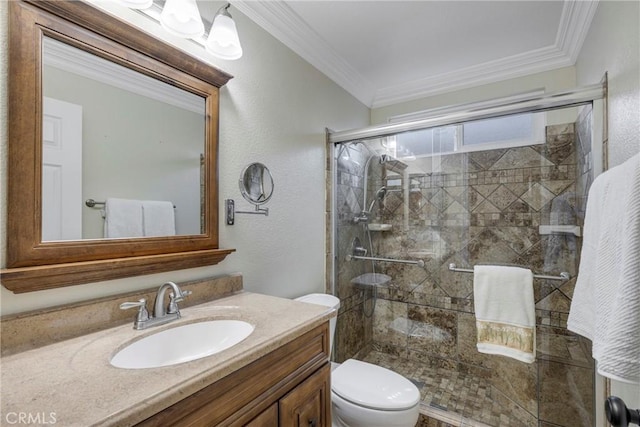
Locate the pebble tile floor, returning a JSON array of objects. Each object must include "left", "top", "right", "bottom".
[{"left": 358, "top": 351, "right": 531, "bottom": 427}]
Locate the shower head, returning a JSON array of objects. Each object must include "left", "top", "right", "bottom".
[
  {"left": 367, "top": 186, "right": 387, "bottom": 213},
  {"left": 379, "top": 154, "right": 408, "bottom": 172}
]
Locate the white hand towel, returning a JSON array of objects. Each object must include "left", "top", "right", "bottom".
[
  {"left": 142, "top": 201, "right": 175, "bottom": 237},
  {"left": 473, "top": 265, "right": 535, "bottom": 363},
  {"left": 104, "top": 198, "right": 143, "bottom": 238},
  {"left": 567, "top": 153, "right": 640, "bottom": 383}
]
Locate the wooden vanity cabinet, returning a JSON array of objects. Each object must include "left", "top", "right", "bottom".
[{"left": 137, "top": 323, "right": 331, "bottom": 427}]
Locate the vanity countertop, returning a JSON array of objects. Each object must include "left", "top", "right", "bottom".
[{"left": 0, "top": 291, "right": 334, "bottom": 426}]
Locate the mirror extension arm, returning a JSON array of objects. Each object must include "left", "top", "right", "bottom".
[{"left": 225, "top": 199, "right": 268, "bottom": 225}]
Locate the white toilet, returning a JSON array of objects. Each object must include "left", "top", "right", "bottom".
[{"left": 295, "top": 293, "right": 420, "bottom": 427}]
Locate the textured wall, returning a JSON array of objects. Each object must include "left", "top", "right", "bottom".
[
  {"left": 575, "top": 0, "right": 640, "bottom": 413},
  {"left": 576, "top": 1, "right": 640, "bottom": 168}
]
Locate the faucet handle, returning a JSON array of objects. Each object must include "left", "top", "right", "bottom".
[
  {"left": 170, "top": 289, "right": 192, "bottom": 302},
  {"left": 167, "top": 290, "right": 191, "bottom": 314},
  {"left": 120, "top": 298, "right": 150, "bottom": 324}
]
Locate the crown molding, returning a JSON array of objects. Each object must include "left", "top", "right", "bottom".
[
  {"left": 555, "top": 0, "right": 600, "bottom": 64},
  {"left": 43, "top": 37, "right": 205, "bottom": 114},
  {"left": 233, "top": 0, "right": 375, "bottom": 106},
  {"left": 372, "top": 45, "right": 572, "bottom": 108},
  {"left": 372, "top": 0, "right": 599, "bottom": 108},
  {"left": 235, "top": 0, "right": 598, "bottom": 109}
]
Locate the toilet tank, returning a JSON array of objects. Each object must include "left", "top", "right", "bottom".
[{"left": 294, "top": 293, "right": 340, "bottom": 355}]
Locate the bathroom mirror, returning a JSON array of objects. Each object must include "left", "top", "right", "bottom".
[
  {"left": 239, "top": 163, "right": 274, "bottom": 206},
  {"left": 42, "top": 36, "right": 206, "bottom": 240},
  {"left": 2, "top": 0, "right": 235, "bottom": 293}
]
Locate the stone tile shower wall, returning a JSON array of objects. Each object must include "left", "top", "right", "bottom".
[
  {"left": 374, "top": 122, "right": 594, "bottom": 427},
  {"left": 332, "top": 142, "right": 378, "bottom": 362},
  {"left": 330, "top": 114, "right": 596, "bottom": 427}
]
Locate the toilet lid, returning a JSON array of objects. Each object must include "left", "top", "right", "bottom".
[{"left": 331, "top": 359, "right": 420, "bottom": 411}]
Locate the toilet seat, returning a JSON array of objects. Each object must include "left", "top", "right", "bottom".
[{"left": 331, "top": 359, "right": 420, "bottom": 411}]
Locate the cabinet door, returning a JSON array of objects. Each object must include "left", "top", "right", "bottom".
[
  {"left": 246, "top": 403, "right": 278, "bottom": 427},
  {"left": 279, "top": 363, "right": 330, "bottom": 427}
]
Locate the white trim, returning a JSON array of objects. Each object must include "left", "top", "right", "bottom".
[
  {"left": 372, "top": 45, "right": 572, "bottom": 108},
  {"left": 236, "top": 0, "right": 598, "bottom": 108},
  {"left": 233, "top": 0, "right": 376, "bottom": 107},
  {"left": 555, "top": 0, "right": 600, "bottom": 64},
  {"left": 43, "top": 37, "right": 205, "bottom": 114},
  {"left": 373, "top": 1, "right": 599, "bottom": 108}
]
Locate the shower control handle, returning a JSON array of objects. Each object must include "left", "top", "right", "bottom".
[{"left": 353, "top": 246, "right": 367, "bottom": 256}]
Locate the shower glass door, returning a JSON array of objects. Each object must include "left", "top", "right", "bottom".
[{"left": 331, "top": 104, "right": 598, "bottom": 427}]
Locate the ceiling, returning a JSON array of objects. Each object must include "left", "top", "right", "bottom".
[{"left": 230, "top": 1, "right": 599, "bottom": 108}]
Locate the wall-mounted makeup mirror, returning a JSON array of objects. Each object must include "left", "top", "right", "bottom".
[
  {"left": 1, "top": 1, "right": 235, "bottom": 293},
  {"left": 225, "top": 163, "right": 273, "bottom": 225},
  {"left": 239, "top": 163, "right": 274, "bottom": 206}
]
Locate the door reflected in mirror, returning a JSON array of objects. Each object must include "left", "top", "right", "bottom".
[{"left": 42, "top": 36, "right": 206, "bottom": 241}]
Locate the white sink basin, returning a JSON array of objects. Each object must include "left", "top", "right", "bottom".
[{"left": 111, "top": 320, "right": 254, "bottom": 369}]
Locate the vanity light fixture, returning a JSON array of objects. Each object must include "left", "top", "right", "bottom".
[
  {"left": 205, "top": 3, "right": 243, "bottom": 60},
  {"left": 116, "top": 0, "right": 243, "bottom": 60},
  {"left": 117, "top": 0, "right": 153, "bottom": 9},
  {"left": 160, "top": 0, "right": 205, "bottom": 38}
]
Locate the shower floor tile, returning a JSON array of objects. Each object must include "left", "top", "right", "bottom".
[{"left": 357, "top": 351, "right": 532, "bottom": 427}]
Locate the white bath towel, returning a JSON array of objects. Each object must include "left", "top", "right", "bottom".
[
  {"left": 473, "top": 265, "right": 535, "bottom": 363},
  {"left": 142, "top": 201, "right": 176, "bottom": 237},
  {"left": 104, "top": 198, "right": 143, "bottom": 238},
  {"left": 567, "top": 152, "right": 640, "bottom": 383}
]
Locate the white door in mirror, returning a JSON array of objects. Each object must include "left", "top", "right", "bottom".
[
  {"left": 110, "top": 320, "right": 254, "bottom": 369},
  {"left": 42, "top": 97, "right": 83, "bottom": 241}
]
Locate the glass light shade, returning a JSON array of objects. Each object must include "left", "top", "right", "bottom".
[
  {"left": 160, "top": 0, "right": 205, "bottom": 38},
  {"left": 206, "top": 14, "right": 243, "bottom": 60},
  {"left": 118, "top": 0, "right": 153, "bottom": 9}
]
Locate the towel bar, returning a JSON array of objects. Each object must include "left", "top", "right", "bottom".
[
  {"left": 85, "top": 199, "right": 105, "bottom": 207},
  {"left": 448, "top": 263, "right": 570, "bottom": 281},
  {"left": 85, "top": 199, "right": 176, "bottom": 208}
]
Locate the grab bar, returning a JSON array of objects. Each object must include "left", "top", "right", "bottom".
[
  {"left": 347, "top": 254, "right": 425, "bottom": 268},
  {"left": 448, "top": 263, "right": 570, "bottom": 281}
]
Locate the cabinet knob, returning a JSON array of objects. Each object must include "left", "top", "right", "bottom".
[{"left": 308, "top": 418, "right": 318, "bottom": 427}]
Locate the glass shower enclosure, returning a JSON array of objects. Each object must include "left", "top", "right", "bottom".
[{"left": 328, "top": 88, "right": 604, "bottom": 426}]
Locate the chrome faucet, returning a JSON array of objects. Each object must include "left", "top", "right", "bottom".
[{"left": 120, "top": 281, "right": 192, "bottom": 330}]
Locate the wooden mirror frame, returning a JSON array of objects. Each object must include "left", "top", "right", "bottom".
[{"left": 1, "top": 0, "right": 234, "bottom": 293}]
